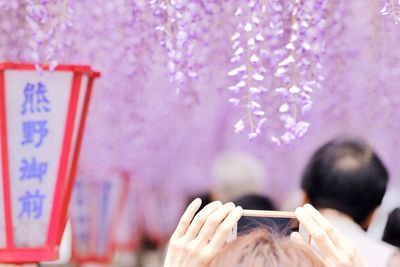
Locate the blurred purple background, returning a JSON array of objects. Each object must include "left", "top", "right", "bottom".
[{"left": 1, "top": 0, "right": 400, "bottom": 246}]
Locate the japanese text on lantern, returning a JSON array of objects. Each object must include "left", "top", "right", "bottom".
[
  {"left": 74, "top": 182, "right": 89, "bottom": 245},
  {"left": 18, "top": 82, "right": 50, "bottom": 220}
]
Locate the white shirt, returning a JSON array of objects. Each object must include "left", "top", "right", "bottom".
[{"left": 322, "top": 211, "right": 397, "bottom": 267}]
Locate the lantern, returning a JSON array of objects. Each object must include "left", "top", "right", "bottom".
[
  {"left": 113, "top": 178, "right": 143, "bottom": 252},
  {"left": 0, "top": 62, "right": 100, "bottom": 263},
  {"left": 70, "top": 174, "right": 129, "bottom": 264}
]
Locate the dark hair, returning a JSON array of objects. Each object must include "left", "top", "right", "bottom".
[
  {"left": 187, "top": 193, "right": 213, "bottom": 216},
  {"left": 382, "top": 208, "right": 400, "bottom": 248},
  {"left": 301, "top": 137, "right": 389, "bottom": 225},
  {"left": 233, "top": 194, "right": 295, "bottom": 235},
  {"left": 233, "top": 194, "right": 276, "bottom": 211}
]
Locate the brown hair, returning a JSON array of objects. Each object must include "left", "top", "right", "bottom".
[{"left": 208, "top": 229, "right": 325, "bottom": 267}]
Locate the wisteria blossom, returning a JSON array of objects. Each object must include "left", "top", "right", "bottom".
[
  {"left": 24, "top": 0, "right": 73, "bottom": 70},
  {"left": 270, "top": 0, "right": 329, "bottom": 145},
  {"left": 228, "top": 1, "right": 269, "bottom": 140},
  {"left": 1, "top": 1, "right": 400, "bottom": 247},
  {"left": 151, "top": 0, "right": 206, "bottom": 98},
  {"left": 227, "top": 0, "right": 329, "bottom": 144},
  {"left": 381, "top": 0, "right": 400, "bottom": 24}
]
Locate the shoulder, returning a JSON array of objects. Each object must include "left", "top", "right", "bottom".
[{"left": 349, "top": 233, "right": 397, "bottom": 266}]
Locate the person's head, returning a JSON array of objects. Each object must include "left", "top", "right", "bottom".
[
  {"left": 212, "top": 151, "right": 265, "bottom": 203},
  {"left": 301, "top": 136, "right": 389, "bottom": 229},
  {"left": 233, "top": 194, "right": 276, "bottom": 210},
  {"left": 382, "top": 207, "right": 400, "bottom": 248},
  {"left": 234, "top": 194, "right": 283, "bottom": 234},
  {"left": 208, "top": 229, "right": 324, "bottom": 267}
]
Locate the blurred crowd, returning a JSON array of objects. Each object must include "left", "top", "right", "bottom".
[
  {"left": 4, "top": 136, "right": 399, "bottom": 267},
  {"left": 177, "top": 137, "right": 399, "bottom": 267},
  {"left": 116, "top": 136, "right": 400, "bottom": 267}
]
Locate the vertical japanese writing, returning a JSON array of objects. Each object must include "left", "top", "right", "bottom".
[
  {"left": 21, "top": 82, "right": 51, "bottom": 114},
  {"left": 21, "top": 121, "right": 48, "bottom": 147},
  {"left": 18, "top": 190, "right": 46, "bottom": 219},
  {"left": 18, "top": 82, "right": 51, "bottom": 220},
  {"left": 19, "top": 158, "right": 48, "bottom": 183},
  {"left": 74, "top": 182, "right": 89, "bottom": 244}
]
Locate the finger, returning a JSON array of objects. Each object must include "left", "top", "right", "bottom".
[
  {"left": 291, "top": 232, "right": 331, "bottom": 266},
  {"left": 206, "top": 206, "right": 243, "bottom": 251},
  {"left": 295, "top": 207, "right": 339, "bottom": 261},
  {"left": 185, "top": 201, "right": 223, "bottom": 240},
  {"left": 196, "top": 202, "right": 235, "bottom": 246},
  {"left": 172, "top": 198, "right": 202, "bottom": 238},
  {"left": 303, "top": 204, "right": 355, "bottom": 254},
  {"left": 290, "top": 232, "right": 307, "bottom": 245}
]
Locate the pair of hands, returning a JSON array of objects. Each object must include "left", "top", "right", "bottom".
[
  {"left": 164, "top": 199, "right": 368, "bottom": 267},
  {"left": 163, "top": 199, "right": 242, "bottom": 267}
]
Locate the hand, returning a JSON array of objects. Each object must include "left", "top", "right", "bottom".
[
  {"left": 292, "top": 204, "right": 368, "bottom": 267},
  {"left": 164, "top": 199, "right": 243, "bottom": 267},
  {"left": 388, "top": 251, "right": 400, "bottom": 267}
]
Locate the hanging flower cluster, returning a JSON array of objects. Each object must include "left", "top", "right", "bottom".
[
  {"left": 270, "top": 0, "right": 329, "bottom": 145},
  {"left": 381, "top": 0, "right": 400, "bottom": 24},
  {"left": 151, "top": 0, "right": 203, "bottom": 96},
  {"left": 228, "top": 0, "right": 329, "bottom": 144},
  {"left": 228, "top": 1, "right": 269, "bottom": 140},
  {"left": 24, "top": 0, "right": 73, "bottom": 70}
]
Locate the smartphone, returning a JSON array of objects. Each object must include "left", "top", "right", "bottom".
[{"left": 227, "top": 210, "right": 310, "bottom": 243}]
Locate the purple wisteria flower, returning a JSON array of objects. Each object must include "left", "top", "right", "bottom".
[
  {"left": 151, "top": 0, "right": 206, "bottom": 98},
  {"left": 24, "top": 0, "right": 73, "bottom": 70},
  {"left": 269, "top": 0, "right": 329, "bottom": 145},
  {"left": 381, "top": 0, "right": 400, "bottom": 24},
  {"left": 228, "top": 0, "right": 328, "bottom": 144},
  {"left": 228, "top": 1, "right": 269, "bottom": 140}
]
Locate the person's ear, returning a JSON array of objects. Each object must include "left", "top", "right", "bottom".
[
  {"left": 361, "top": 207, "right": 378, "bottom": 231},
  {"left": 301, "top": 191, "right": 310, "bottom": 205}
]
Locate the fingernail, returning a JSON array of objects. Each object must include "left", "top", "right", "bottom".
[
  {"left": 304, "top": 203, "right": 313, "bottom": 210},
  {"left": 192, "top": 198, "right": 201, "bottom": 205},
  {"left": 225, "top": 202, "right": 235, "bottom": 207}
]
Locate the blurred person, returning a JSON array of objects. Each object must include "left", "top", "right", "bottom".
[
  {"left": 187, "top": 151, "right": 266, "bottom": 211},
  {"left": 212, "top": 151, "right": 266, "bottom": 203},
  {"left": 367, "top": 187, "right": 400, "bottom": 239},
  {"left": 209, "top": 229, "right": 325, "bottom": 267},
  {"left": 233, "top": 194, "right": 276, "bottom": 211},
  {"left": 382, "top": 208, "right": 400, "bottom": 248},
  {"left": 281, "top": 189, "right": 303, "bottom": 211},
  {"left": 301, "top": 136, "right": 398, "bottom": 266},
  {"left": 164, "top": 199, "right": 368, "bottom": 267}
]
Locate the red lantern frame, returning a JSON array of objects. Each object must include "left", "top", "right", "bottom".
[
  {"left": 70, "top": 173, "right": 130, "bottom": 264},
  {"left": 112, "top": 178, "right": 143, "bottom": 253},
  {"left": 0, "top": 62, "right": 100, "bottom": 263}
]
